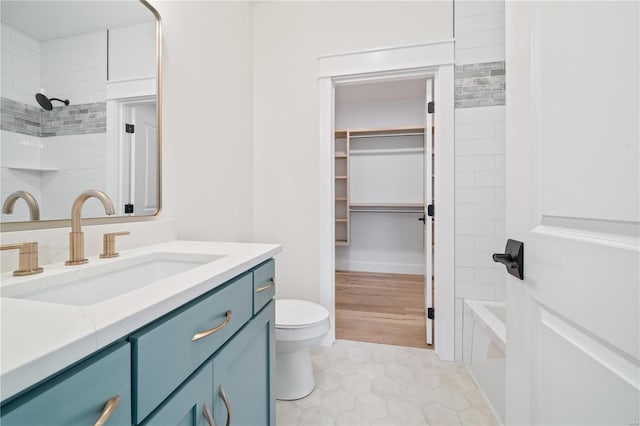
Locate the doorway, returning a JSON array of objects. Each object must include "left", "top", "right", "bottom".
[
  {"left": 333, "top": 78, "right": 435, "bottom": 349},
  {"left": 317, "top": 41, "right": 456, "bottom": 360},
  {"left": 107, "top": 96, "right": 158, "bottom": 216}
]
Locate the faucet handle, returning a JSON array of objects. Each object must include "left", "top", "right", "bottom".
[
  {"left": 0, "top": 242, "right": 44, "bottom": 276},
  {"left": 99, "top": 231, "right": 130, "bottom": 259}
]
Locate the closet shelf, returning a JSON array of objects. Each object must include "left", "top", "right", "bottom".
[
  {"left": 335, "top": 240, "right": 349, "bottom": 246},
  {"left": 350, "top": 203, "right": 424, "bottom": 208},
  {"left": 6, "top": 165, "right": 59, "bottom": 172},
  {"left": 335, "top": 197, "right": 347, "bottom": 201},
  {"left": 350, "top": 148, "right": 424, "bottom": 155},
  {"left": 335, "top": 218, "right": 348, "bottom": 223},
  {"left": 335, "top": 176, "right": 347, "bottom": 180},
  {"left": 334, "top": 154, "right": 348, "bottom": 158}
]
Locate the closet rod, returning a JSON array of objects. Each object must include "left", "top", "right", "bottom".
[
  {"left": 349, "top": 132, "right": 424, "bottom": 139},
  {"left": 350, "top": 209, "right": 423, "bottom": 214}
]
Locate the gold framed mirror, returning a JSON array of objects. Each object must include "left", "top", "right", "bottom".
[{"left": 0, "top": 0, "right": 161, "bottom": 229}]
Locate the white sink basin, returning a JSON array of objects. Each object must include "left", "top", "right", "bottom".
[{"left": 1, "top": 252, "right": 224, "bottom": 306}]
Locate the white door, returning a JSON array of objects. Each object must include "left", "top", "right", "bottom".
[
  {"left": 424, "top": 78, "right": 434, "bottom": 345},
  {"left": 505, "top": 2, "right": 639, "bottom": 424},
  {"left": 131, "top": 102, "right": 158, "bottom": 216}
]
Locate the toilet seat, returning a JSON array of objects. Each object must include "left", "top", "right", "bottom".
[{"left": 276, "top": 299, "right": 329, "bottom": 329}]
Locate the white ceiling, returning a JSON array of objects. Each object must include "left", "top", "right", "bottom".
[
  {"left": 336, "top": 79, "right": 427, "bottom": 104},
  {"left": 1, "top": 1, "right": 155, "bottom": 41}
]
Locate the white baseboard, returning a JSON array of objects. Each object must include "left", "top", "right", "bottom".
[{"left": 335, "top": 259, "right": 424, "bottom": 275}]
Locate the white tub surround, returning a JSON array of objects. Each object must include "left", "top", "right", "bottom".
[
  {"left": 463, "top": 300, "right": 505, "bottom": 424},
  {"left": 0, "top": 240, "right": 282, "bottom": 401}
]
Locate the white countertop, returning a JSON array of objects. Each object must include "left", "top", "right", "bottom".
[{"left": 0, "top": 240, "right": 282, "bottom": 401}]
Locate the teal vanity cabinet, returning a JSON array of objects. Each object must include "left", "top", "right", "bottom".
[
  {"left": 212, "top": 301, "right": 275, "bottom": 426},
  {"left": 0, "top": 342, "right": 131, "bottom": 426},
  {"left": 141, "top": 363, "right": 214, "bottom": 426},
  {"left": 0, "top": 258, "right": 276, "bottom": 426},
  {"left": 130, "top": 272, "right": 254, "bottom": 423}
]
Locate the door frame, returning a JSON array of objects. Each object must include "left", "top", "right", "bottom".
[
  {"left": 106, "top": 95, "right": 156, "bottom": 215},
  {"left": 317, "top": 40, "right": 456, "bottom": 360}
]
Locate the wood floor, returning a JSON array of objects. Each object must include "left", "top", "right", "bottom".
[{"left": 335, "top": 270, "right": 431, "bottom": 349}]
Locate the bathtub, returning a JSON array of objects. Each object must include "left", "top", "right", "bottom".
[{"left": 463, "top": 300, "right": 506, "bottom": 424}]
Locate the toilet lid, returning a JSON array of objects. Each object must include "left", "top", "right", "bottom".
[{"left": 276, "top": 299, "right": 329, "bottom": 329}]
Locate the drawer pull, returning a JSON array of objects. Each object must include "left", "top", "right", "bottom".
[
  {"left": 256, "top": 280, "right": 275, "bottom": 293},
  {"left": 192, "top": 310, "right": 232, "bottom": 342},
  {"left": 93, "top": 395, "right": 120, "bottom": 426},
  {"left": 203, "top": 402, "right": 215, "bottom": 426},
  {"left": 219, "top": 385, "right": 231, "bottom": 426}
]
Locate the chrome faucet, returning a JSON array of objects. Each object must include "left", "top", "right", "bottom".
[
  {"left": 66, "top": 190, "right": 115, "bottom": 266},
  {"left": 2, "top": 191, "right": 40, "bottom": 221}
]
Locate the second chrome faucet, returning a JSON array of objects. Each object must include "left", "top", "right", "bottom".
[{"left": 66, "top": 190, "right": 115, "bottom": 266}]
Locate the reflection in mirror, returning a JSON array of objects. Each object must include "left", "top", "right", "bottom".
[{"left": 1, "top": 1, "right": 160, "bottom": 224}]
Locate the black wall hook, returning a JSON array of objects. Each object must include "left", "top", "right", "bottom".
[{"left": 493, "top": 239, "right": 524, "bottom": 280}]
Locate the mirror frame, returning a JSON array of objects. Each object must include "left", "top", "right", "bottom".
[{"left": 1, "top": 0, "right": 162, "bottom": 232}]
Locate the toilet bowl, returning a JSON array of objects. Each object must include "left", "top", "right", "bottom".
[{"left": 275, "top": 299, "right": 330, "bottom": 400}]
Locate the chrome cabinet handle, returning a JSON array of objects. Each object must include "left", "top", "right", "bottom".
[
  {"left": 203, "top": 402, "right": 215, "bottom": 426},
  {"left": 93, "top": 395, "right": 120, "bottom": 426},
  {"left": 219, "top": 385, "right": 231, "bottom": 426},
  {"left": 192, "top": 310, "right": 232, "bottom": 342},
  {"left": 256, "top": 279, "right": 275, "bottom": 293}
]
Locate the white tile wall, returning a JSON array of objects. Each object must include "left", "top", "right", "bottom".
[
  {"left": 454, "top": 0, "right": 506, "bottom": 361},
  {"left": 40, "top": 134, "right": 108, "bottom": 220},
  {"left": 454, "top": 1, "right": 505, "bottom": 65},
  {"left": 1, "top": 130, "right": 43, "bottom": 222},
  {"left": 453, "top": 106, "right": 505, "bottom": 359},
  {"left": 1, "top": 23, "right": 41, "bottom": 106},
  {"left": 40, "top": 31, "right": 107, "bottom": 104}
]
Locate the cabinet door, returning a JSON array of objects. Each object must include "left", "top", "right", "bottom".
[
  {"left": 1, "top": 342, "right": 131, "bottom": 426},
  {"left": 213, "top": 300, "right": 275, "bottom": 426},
  {"left": 142, "top": 363, "right": 214, "bottom": 426}
]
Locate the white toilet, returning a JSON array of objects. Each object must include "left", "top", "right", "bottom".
[{"left": 275, "top": 299, "right": 330, "bottom": 400}]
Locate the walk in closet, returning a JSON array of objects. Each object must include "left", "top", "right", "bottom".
[{"left": 334, "top": 79, "right": 435, "bottom": 349}]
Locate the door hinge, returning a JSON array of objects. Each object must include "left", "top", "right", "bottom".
[
  {"left": 427, "top": 102, "right": 435, "bottom": 114},
  {"left": 124, "top": 204, "right": 134, "bottom": 214},
  {"left": 427, "top": 307, "right": 435, "bottom": 320},
  {"left": 427, "top": 204, "right": 434, "bottom": 217},
  {"left": 125, "top": 123, "right": 135, "bottom": 134}
]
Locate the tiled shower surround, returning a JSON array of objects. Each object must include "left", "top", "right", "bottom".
[
  {"left": 455, "top": 61, "right": 505, "bottom": 109},
  {"left": 0, "top": 97, "right": 106, "bottom": 137}
]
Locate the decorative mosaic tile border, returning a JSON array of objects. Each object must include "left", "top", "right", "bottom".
[
  {"left": 455, "top": 61, "right": 506, "bottom": 108},
  {"left": 0, "top": 97, "right": 106, "bottom": 137}
]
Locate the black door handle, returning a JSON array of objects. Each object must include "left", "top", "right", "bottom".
[
  {"left": 493, "top": 239, "right": 524, "bottom": 280},
  {"left": 418, "top": 214, "right": 426, "bottom": 223},
  {"left": 492, "top": 253, "right": 518, "bottom": 269}
]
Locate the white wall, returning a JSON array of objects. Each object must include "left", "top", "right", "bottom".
[
  {"left": 149, "top": 1, "right": 254, "bottom": 242},
  {"left": 108, "top": 22, "right": 156, "bottom": 82},
  {"left": 253, "top": 1, "right": 453, "bottom": 302},
  {"left": 454, "top": 0, "right": 506, "bottom": 360},
  {"left": 1, "top": 23, "right": 40, "bottom": 106}
]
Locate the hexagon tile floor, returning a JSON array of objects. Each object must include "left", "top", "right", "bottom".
[{"left": 276, "top": 339, "right": 499, "bottom": 426}]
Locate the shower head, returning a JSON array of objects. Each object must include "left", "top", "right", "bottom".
[{"left": 35, "top": 93, "right": 69, "bottom": 111}]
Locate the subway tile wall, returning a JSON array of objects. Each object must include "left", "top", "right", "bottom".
[
  {"left": 1, "top": 97, "right": 106, "bottom": 137},
  {"left": 1, "top": 23, "right": 108, "bottom": 222},
  {"left": 454, "top": 0, "right": 506, "bottom": 360}
]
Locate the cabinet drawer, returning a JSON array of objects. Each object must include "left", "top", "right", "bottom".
[
  {"left": 131, "top": 273, "right": 253, "bottom": 423},
  {"left": 141, "top": 362, "right": 213, "bottom": 426},
  {"left": 252, "top": 259, "right": 275, "bottom": 314},
  {"left": 1, "top": 342, "right": 131, "bottom": 426}
]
